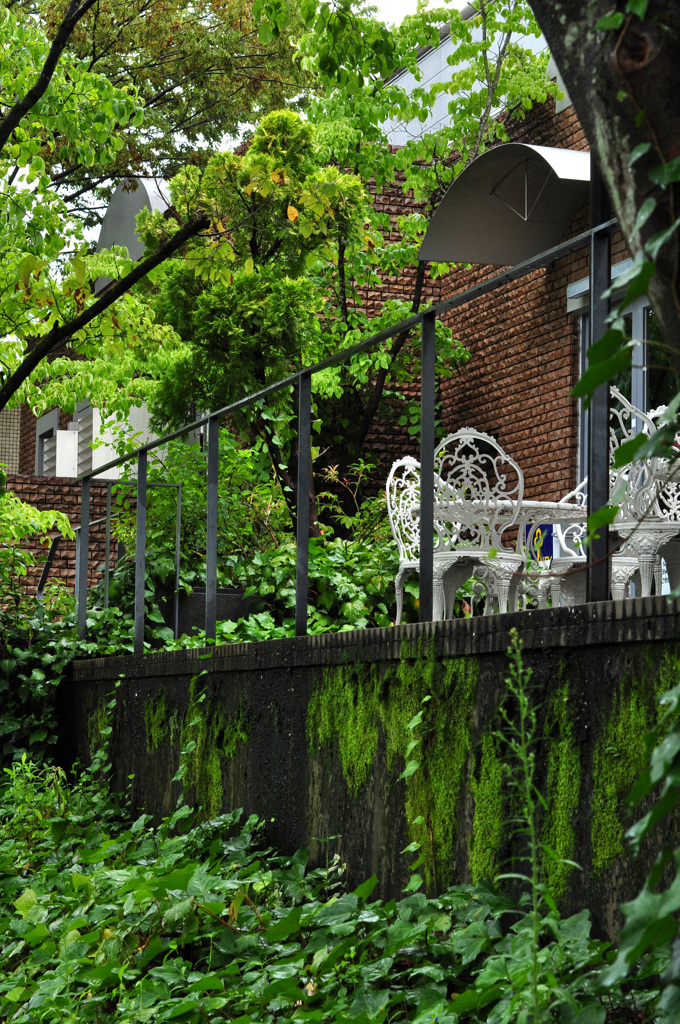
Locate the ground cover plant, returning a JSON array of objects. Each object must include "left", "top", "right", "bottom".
[{"left": 0, "top": 636, "right": 676, "bottom": 1023}]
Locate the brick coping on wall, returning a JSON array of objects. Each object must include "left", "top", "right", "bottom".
[{"left": 71, "top": 595, "right": 680, "bottom": 682}]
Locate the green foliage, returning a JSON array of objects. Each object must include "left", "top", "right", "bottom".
[
  {"left": 0, "top": 740, "right": 656, "bottom": 1024},
  {"left": 0, "top": 613, "right": 75, "bottom": 768},
  {"left": 0, "top": 483, "right": 75, "bottom": 618},
  {"left": 111, "top": 433, "right": 288, "bottom": 595},
  {"left": 600, "top": 679, "right": 680, "bottom": 1016},
  {"left": 32, "top": 0, "right": 308, "bottom": 221}
]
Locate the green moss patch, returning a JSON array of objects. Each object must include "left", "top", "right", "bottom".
[
  {"left": 590, "top": 650, "right": 680, "bottom": 875},
  {"left": 469, "top": 730, "right": 504, "bottom": 884},
  {"left": 306, "top": 644, "right": 480, "bottom": 892},
  {"left": 180, "top": 680, "right": 251, "bottom": 821}
]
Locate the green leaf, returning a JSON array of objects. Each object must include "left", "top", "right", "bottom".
[
  {"left": 14, "top": 888, "right": 38, "bottom": 919},
  {"left": 596, "top": 12, "right": 624, "bottom": 30},
  {"left": 72, "top": 255, "right": 87, "bottom": 286},
  {"left": 587, "top": 504, "right": 619, "bottom": 538},
  {"left": 646, "top": 219, "right": 680, "bottom": 261},
  {"left": 612, "top": 433, "right": 648, "bottom": 468},
  {"left": 649, "top": 156, "right": 680, "bottom": 187},
  {"left": 629, "top": 142, "right": 651, "bottom": 167},
  {"left": 353, "top": 875, "right": 378, "bottom": 901},
  {"left": 266, "top": 905, "right": 302, "bottom": 941},
  {"left": 399, "top": 759, "right": 419, "bottom": 780}
]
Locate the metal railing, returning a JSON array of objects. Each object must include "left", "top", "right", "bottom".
[{"left": 74, "top": 218, "right": 617, "bottom": 654}]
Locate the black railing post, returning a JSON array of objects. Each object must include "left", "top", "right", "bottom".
[
  {"left": 587, "top": 161, "right": 612, "bottom": 603},
  {"left": 134, "top": 450, "right": 148, "bottom": 655},
  {"left": 174, "top": 484, "right": 182, "bottom": 640},
  {"left": 205, "top": 414, "right": 219, "bottom": 642},
  {"left": 104, "top": 482, "right": 112, "bottom": 609},
  {"left": 420, "top": 311, "right": 436, "bottom": 622},
  {"left": 295, "top": 371, "right": 312, "bottom": 637},
  {"left": 76, "top": 478, "right": 90, "bottom": 640}
]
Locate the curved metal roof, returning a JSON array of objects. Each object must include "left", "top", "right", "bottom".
[
  {"left": 96, "top": 177, "right": 170, "bottom": 262},
  {"left": 419, "top": 143, "right": 590, "bottom": 266}
]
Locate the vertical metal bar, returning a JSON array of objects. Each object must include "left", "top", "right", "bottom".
[
  {"left": 205, "top": 415, "right": 219, "bottom": 642},
  {"left": 104, "top": 482, "right": 111, "bottom": 610},
  {"left": 420, "top": 311, "right": 436, "bottom": 622},
  {"left": 134, "top": 450, "right": 148, "bottom": 655},
  {"left": 295, "top": 371, "right": 312, "bottom": 637},
  {"left": 587, "top": 161, "right": 612, "bottom": 603},
  {"left": 174, "top": 484, "right": 182, "bottom": 640},
  {"left": 76, "top": 478, "right": 90, "bottom": 640},
  {"left": 37, "top": 536, "right": 60, "bottom": 604}
]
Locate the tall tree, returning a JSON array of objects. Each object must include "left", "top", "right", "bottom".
[
  {"left": 31, "top": 0, "right": 309, "bottom": 224},
  {"left": 18, "top": 1, "right": 559, "bottom": 529},
  {"left": 0, "top": 0, "right": 305, "bottom": 415}
]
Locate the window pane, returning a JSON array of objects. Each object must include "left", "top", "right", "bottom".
[
  {"left": 613, "top": 313, "right": 634, "bottom": 402},
  {"left": 646, "top": 307, "right": 680, "bottom": 410}
]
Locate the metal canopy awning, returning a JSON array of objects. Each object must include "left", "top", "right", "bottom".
[
  {"left": 419, "top": 143, "right": 590, "bottom": 266},
  {"left": 97, "top": 177, "right": 170, "bottom": 262}
]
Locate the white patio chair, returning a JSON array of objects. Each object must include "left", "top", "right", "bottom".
[
  {"left": 433, "top": 428, "right": 525, "bottom": 615},
  {"left": 385, "top": 456, "right": 470, "bottom": 623}
]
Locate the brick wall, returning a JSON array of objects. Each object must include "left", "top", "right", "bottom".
[
  {"left": 6, "top": 474, "right": 118, "bottom": 599},
  {"left": 364, "top": 94, "right": 632, "bottom": 501}
]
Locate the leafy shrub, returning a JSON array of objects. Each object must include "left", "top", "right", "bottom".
[{"left": 0, "top": 474, "right": 74, "bottom": 620}]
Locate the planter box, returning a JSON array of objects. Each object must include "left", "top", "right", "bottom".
[{"left": 156, "top": 587, "right": 259, "bottom": 637}]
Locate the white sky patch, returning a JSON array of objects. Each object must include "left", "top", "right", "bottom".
[{"left": 371, "top": 0, "right": 469, "bottom": 28}]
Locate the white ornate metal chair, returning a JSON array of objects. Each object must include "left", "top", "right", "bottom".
[
  {"left": 609, "top": 386, "right": 680, "bottom": 597},
  {"left": 546, "top": 387, "right": 680, "bottom": 604},
  {"left": 433, "top": 429, "right": 525, "bottom": 615},
  {"left": 386, "top": 456, "right": 469, "bottom": 623}
]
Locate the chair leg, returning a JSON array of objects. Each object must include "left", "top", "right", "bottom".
[
  {"left": 395, "top": 567, "right": 406, "bottom": 625},
  {"left": 433, "top": 564, "right": 447, "bottom": 622},
  {"left": 610, "top": 557, "right": 638, "bottom": 601},
  {"left": 637, "top": 554, "right": 656, "bottom": 598}
]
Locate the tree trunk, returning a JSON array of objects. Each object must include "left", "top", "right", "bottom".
[{"left": 529, "top": 1, "right": 680, "bottom": 369}]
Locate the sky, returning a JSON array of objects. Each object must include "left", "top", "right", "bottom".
[{"left": 371, "top": 0, "right": 468, "bottom": 28}]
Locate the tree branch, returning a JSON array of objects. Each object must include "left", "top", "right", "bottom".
[
  {"left": 352, "top": 259, "right": 428, "bottom": 447},
  {"left": 0, "top": 212, "right": 210, "bottom": 414},
  {"left": 0, "top": 0, "right": 100, "bottom": 156}
]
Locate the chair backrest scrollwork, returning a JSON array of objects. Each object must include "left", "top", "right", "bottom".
[
  {"left": 386, "top": 457, "right": 421, "bottom": 562},
  {"left": 610, "top": 385, "right": 660, "bottom": 520},
  {"left": 433, "top": 429, "right": 524, "bottom": 551}
]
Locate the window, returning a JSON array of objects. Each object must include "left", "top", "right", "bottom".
[
  {"left": 571, "top": 262, "right": 678, "bottom": 480},
  {"left": 34, "top": 409, "right": 59, "bottom": 475}
]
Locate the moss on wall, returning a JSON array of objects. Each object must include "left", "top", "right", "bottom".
[
  {"left": 590, "top": 650, "right": 680, "bottom": 874},
  {"left": 306, "top": 643, "right": 480, "bottom": 892},
  {"left": 179, "top": 679, "right": 251, "bottom": 821},
  {"left": 542, "top": 680, "right": 581, "bottom": 899},
  {"left": 144, "top": 692, "right": 182, "bottom": 753},
  {"left": 468, "top": 730, "right": 504, "bottom": 883},
  {"left": 307, "top": 664, "right": 380, "bottom": 796},
  {"left": 145, "top": 692, "right": 167, "bottom": 752},
  {"left": 87, "top": 698, "right": 108, "bottom": 759}
]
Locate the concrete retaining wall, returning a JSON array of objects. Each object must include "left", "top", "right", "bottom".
[{"left": 62, "top": 596, "right": 680, "bottom": 939}]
